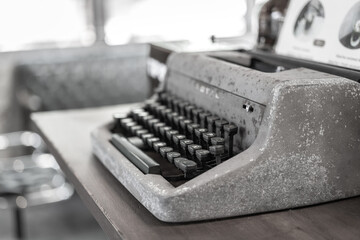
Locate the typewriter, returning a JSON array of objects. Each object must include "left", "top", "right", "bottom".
[{"left": 91, "top": 48, "right": 360, "bottom": 222}]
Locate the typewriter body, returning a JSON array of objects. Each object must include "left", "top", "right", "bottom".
[{"left": 91, "top": 51, "right": 360, "bottom": 222}]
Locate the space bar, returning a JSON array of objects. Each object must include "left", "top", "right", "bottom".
[{"left": 111, "top": 134, "right": 161, "bottom": 174}]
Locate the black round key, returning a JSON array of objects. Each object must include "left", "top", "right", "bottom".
[
  {"left": 160, "top": 108, "right": 172, "bottom": 122},
  {"left": 141, "top": 133, "right": 154, "bottom": 142},
  {"left": 166, "top": 130, "right": 179, "bottom": 143},
  {"left": 196, "top": 149, "right": 211, "bottom": 163},
  {"left": 113, "top": 113, "right": 128, "bottom": 122},
  {"left": 211, "top": 137, "right": 225, "bottom": 146},
  {"left": 142, "top": 115, "right": 154, "bottom": 126},
  {"left": 188, "top": 144, "right": 202, "bottom": 161},
  {"left": 195, "top": 128, "right": 208, "bottom": 143},
  {"left": 129, "top": 125, "right": 142, "bottom": 135},
  {"left": 171, "top": 99, "right": 180, "bottom": 112},
  {"left": 178, "top": 101, "right": 189, "bottom": 116},
  {"left": 215, "top": 119, "right": 229, "bottom": 137},
  {"left": 159, "top": 147, "right": 173, "bottom": 158},
  {"left": 154, "top": 105, "right": 166, "bottom": 118},
  {"left": 203, "top": 132, "right": 216, "bottom": 142},
  {"left": 159, "top": 126, "right": 172, "bottom": 139},
  {"left": 136, "top": 129, "right": 148, "bottom": 137},
  {"left": 120, "top": 118, "right": 133, "bottom": 128},
  {"left": 148, "top": 102, "right": 160, "bottom": 114},
  {"left": 209, "top": 145, "right": 225, "bottom": 165},
  {"left": 180, "top": 139, "right": 194, "bottom": 151},
  {"left": 180, "top": 119, "right": 192, "bottom": 135},
  {"left": 148, "top": 118, "right": 160, "bottom": 132},
  {"left": 185, "top": 105, "right": 195, "bottom": 119},
  {"left": 206, "top": 115, "right": 220, "bottom": 132},
  {"left": 124, "top": 121, "right": 137, "bottom": 131},
  {"left": 174, "top": 158, "right": 197, "bottom": 174},
  {"left": 173, "top": 115, "right": 185, "bottom": 129},
  {"left": 187, "top": 123, "right": 200, "bottom": 140},
  {"left": 153, "top": 142, "right": 167, "bottom": 152},
  {"left": 135, "top": 112, "right": 149, "bottom": 123},
  {"left": 168, "top": 112, "right": 179, "bottom": 126},
  {"left": 153, "top": 122, "right": 166, "bottom": 135},
  {"left": 167, "top": 152, "right": 181, "bottom": 163},
  {"left": 195, "top": 128, "right": 207, "bottom": 136},
  {"left": 224, "top": 123, "right": 238, "bottom": 134},
  {"left": 147, "top": 137, "right": 160, "bottom": 148},
  {"left": 130, "top": 108, "right": 145, "bottom": 116},
  {"left": 199, "top": 112, "right": 211, "bottom": 128},
  {"left": 191, "top": 108, "right": 203, "bottom": 123},
  {"left": 172, "top": 134, "right": 186, "bottom": 150}
]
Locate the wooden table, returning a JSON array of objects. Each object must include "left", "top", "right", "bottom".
[{"left": 32, "top": 105, "right": 360, "bottom": 240}]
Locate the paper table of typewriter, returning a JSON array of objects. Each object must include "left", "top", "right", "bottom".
[{"left": 91, "top": 52, "right": 360, "bottom": 222}]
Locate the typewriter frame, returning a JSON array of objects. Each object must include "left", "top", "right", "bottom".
[{"left": 92, "top": 52, "right": 360, "bottom": 222}]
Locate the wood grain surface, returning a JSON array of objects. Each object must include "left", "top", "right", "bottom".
[{"left": 32, "top": 105, "right": 360, "bottom": 240}]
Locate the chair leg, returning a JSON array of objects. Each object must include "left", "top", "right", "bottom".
[{"left": 13, "top": 206, "right": 24, "bottom": 240}]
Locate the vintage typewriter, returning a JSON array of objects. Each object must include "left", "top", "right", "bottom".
[{"left": 91, "top": 47, "right": 360, "bottom": 222}]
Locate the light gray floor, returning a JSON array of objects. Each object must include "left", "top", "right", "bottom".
[{"left": 0, "top": 194, "right": 107, "bottom": 240}]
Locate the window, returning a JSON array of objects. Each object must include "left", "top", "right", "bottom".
[
  {"left": 0, "top": 0, "right": 94, "bottom": 52},
  {"left": 105, "top": 0, "right": 248, "bottom": 45}
]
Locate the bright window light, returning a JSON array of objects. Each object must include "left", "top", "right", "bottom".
[
  {"left": 0, "top": 0, "right": 94, "bottom": 52},
  {"left": 105, "top": 0, "right": 247, "bottom": 45}
]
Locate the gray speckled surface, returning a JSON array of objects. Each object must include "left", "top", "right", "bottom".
[{"left": 92, "top": 53, "right": 360, "bottom": 222}]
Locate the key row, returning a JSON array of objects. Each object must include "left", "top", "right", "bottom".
[{"left": 144, "top": 96, "right": 239, "bottom": 157}]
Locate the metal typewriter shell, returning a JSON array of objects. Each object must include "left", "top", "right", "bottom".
[{"left": 92, "top": 53, "right": 360, "bottom": 222}]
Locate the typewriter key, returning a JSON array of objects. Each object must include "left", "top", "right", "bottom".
[
  {"left": 185, "top": 105, "right": 195, "bottom": 119},
  {"left": 188, "top": 144, "right": 202, "bottom": 161},
  {"left": 142, "top": 115, "right": 154, "bottom": 126},
  {"left": 153, "top": 142, "right": 167, "bottom": 152},
  {"left": 203, "top": 132, "right": 216, "bottom": 148},
  {"left": 167, "top": 152, "right": 181, "bottom": 163},
  {"left": 153, "top": 122, "right": 166, "bottom": 136},
  {"left": 199, "top": 112, "right": 211, "bottom": 128},
  {"left": 160, "top": 109, "right": 172, "bottom": 124},
  {"left": 191, "top": 108, "right": 203, "bottom": 124},
  {"left": 147, "top": 119, "right": 160, "bottom": 132},
  {"left": 194, "top": 128, "right": 208, "bottom": 145},
  {"left": 174, "top": 158, "right": 197, "bottom": 178},
  {"left": 129, "top": 125, "right": 142, "bottom": 135},
  {"left": 141, "top": 133, "right": 154, "bottom": 143},
  {"left": 173, "top": 115, "right": 185, "bottom": 130},
  {"left": 154, "top": 105, "right": 166, "bottom": 119},
  {"left": 180, "top": 139, "right": 194, "bottom": 158},
  {"left": 206, "top": 115, "right": 220, "bottom": 133},
  {"left": 166, "top": 130, "right": 179, "bottom": 145},
  {"left": 135, "top": 129, "right": 148, "bottom": 138},
  {"left": 211, "top": 137, "right": 225, "bottom": 146},
  {"left": 215, "top": 119, "right": 229, "bottom": 137},
  {"left": 180, "top": 119, "right": 192, "bottom": 136},
  {"left": 136, "top": 112, "right": 149, "bottom": 123},
  {"left": 159, "top": 126, "right": 172, "bottom": 139},
  {"left": 159, "top": 147, "right": 173, "bottom": 158},
  {"left": 187, "top": 123, "right": 200, "bottom": 141},
  {"left": 147, "top": 137, "right": 160, "bottom": 148},
  {"left": 209, "top": 145, "right": 225, "bottom": 165},
  {"left": 172, "top": 134, "right": 186, "bottom": 151},
  {"left": 171, "top": 98, "right": 180, "bottom": 112},
  {"left": 196, "top": 149, "right": 211, "bottom": 163},
  {"left": 178, "top": 101, "right": 189, "bottom": 116}
]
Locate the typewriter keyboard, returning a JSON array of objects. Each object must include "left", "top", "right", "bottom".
[{"left": 111, "top": 92, "right": 239, "bottom": 186}]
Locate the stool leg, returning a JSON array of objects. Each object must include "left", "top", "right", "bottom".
[{"left": 13, "top": 206, "right": 24, "bottom": 240}]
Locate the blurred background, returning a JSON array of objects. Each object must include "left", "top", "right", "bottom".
[{"left": 0, "top": 0, "right": 288, "bottom": 239}]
